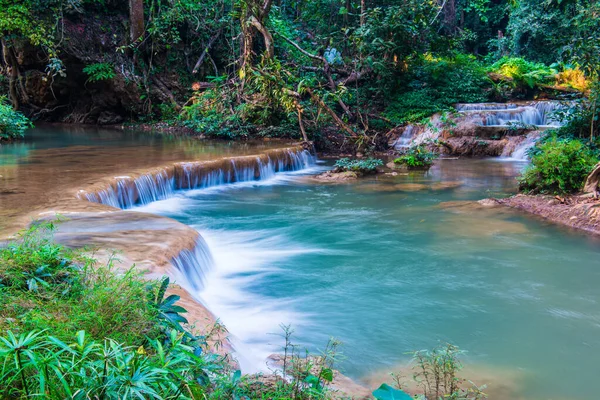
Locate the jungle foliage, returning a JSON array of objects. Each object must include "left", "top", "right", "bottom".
[{"left": 0, "top": 0, "right": 597, "bottom": 144}]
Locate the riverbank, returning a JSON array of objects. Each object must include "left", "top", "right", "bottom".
[{"left": 496, "top": 194, "right": 600, "bottom": 236}]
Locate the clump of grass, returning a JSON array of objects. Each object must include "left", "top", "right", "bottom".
[
  {"left": 232, "top": 325, "right": 341, "bottom": 399},
  {"left": 0, "top": 222, "right": 160, "bottom": 345},
  {"left": 334, "top": 157, "right": 384, "bottom": 174}
]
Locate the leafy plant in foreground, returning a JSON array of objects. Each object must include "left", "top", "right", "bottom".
[{"left": 0, "top": 329, "right": 224, "bottom": 399}]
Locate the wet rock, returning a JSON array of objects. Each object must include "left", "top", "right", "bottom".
[{"left": 477, "top": 198, "right": 501, "bottom": 207}]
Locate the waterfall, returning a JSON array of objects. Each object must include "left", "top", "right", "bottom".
[
  {"left": 456, "top": 101, "right": 567, "bottom": 127},
  {"left": 504, "top": 131, "right": 542, "bottom": 161},
  {"left": 170, "top": 237, "right": 215, "bottom": 292},
  {"left": 80, "top": 147, "right": 316, "bottom": 209},
  {"left": 393, "top": 125, "right": 418, "bottom": 149}
]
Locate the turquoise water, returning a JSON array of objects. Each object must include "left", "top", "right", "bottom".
[
  {"left": 138, "top": 159, "right": 600, "bottom": 400},
  {"left": 5, "top": 125, "right": 600, "bottom": 399}
]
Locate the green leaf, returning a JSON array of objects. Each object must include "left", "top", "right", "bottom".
[
  {"left": 321, "top": 367, "right": 334, "bottom": 382},
  {"left": 372, "top": 383, "right": 413, "bottom": 400}
]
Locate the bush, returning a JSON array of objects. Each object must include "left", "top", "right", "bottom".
[
  {"left": 0, "top": 96, "right": 32, "bottom": 141},
  {"left": 394, "top": 145, "right": 438, "bottom": 169},
  {"left": 82, "top": 62, "right": 115, "bottom": 83},
  {"left": 334, "top": 157, "right": 383, "bottom": 173},
  {"left": 555, "top": 67, "right": 590, "bottom": 92},
  {"left": 519, "top": 137, "right": 599, "bottom": 194}
]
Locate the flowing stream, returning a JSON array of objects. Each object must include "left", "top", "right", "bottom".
[{"left": 3, "top": 126, "right": 600, "bottom": 400}]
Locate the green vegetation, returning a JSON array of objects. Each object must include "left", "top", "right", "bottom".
[
  {"left": 519, "top": 137, "right": 599, "bottom": 194},
  {"left": 394, "top": 145, "right": 438, "bottom": 169},
  {"left": 0, "top": 96, "right": 31, "bottom": 141},
  {"left": 334, "top": 158, "right": 384, "bottom": 174}
]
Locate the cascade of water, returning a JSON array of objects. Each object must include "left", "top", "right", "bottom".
[
  {"left": 534, "top": 101, "right": 563, "bottom": 126},
  {"left": 135, "top": 170, "right": 175, "bottom": 205},
  {"left": 81, "top": 148, "right": 316, "bottom": 209},
  {"left": 457, "top": 101, "right": 567, "bottom": 127},
  {"left": 170, "top": 237, "right": 215, "bottom": 292},
  {"left": 456, "top": 103, "right": 519, "bottom": 111}
]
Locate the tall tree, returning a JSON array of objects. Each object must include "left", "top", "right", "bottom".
[{"left": 129, "top": 0, "right": 145, "bottom": 43}]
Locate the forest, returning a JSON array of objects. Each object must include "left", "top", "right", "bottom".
[{"left": 1, "top": 0, "right": 600, "bottom": 399}]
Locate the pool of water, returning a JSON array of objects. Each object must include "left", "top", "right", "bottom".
[{"left": 138, "top": 159, "right": 600, "bottom": 400}]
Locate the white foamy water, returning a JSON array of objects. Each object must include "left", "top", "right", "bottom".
[{"left": 191, "top": 227, "right": 324, "bottom": 372}]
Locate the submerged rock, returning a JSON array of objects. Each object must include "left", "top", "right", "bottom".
[{"left": 313, "top": 170, "right": 359, "bottom": 182}]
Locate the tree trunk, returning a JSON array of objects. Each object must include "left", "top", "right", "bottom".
[
  {"left": 443, "top": 0, "right": 456, "bottom": 34},
  {"left": 360, "top": 0, "right": 366, "bottom": 26},
  {"left": 129, "top": 0, "right": 145, "bottom": 42},
  {"left": 584, "top": 162, "right": 600, "bottom": 197},
  {"left": 2, "top": 39, "right": 21, "bottom": 109}
]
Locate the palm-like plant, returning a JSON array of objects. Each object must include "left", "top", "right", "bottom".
[{"left": 0, "top": 329, "right": 220, "bottom": 399}]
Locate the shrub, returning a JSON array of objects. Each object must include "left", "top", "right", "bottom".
[
  {"left": 334, "top": 157, "right": 383, "bottom": 173},
  {"left": 180, "top": 83, "right": 250, "bottom": 138},
  {"left": 519, "top": 137, "right": 599, "bottom": 194},
  {"left": 555, "top": 67, "right": 590, "bottom": 92},
  {"left": 82, "top": 62, "right": 115, "bottom": 82},
  {"left": 0, "top": 96, "right": 32, "bottom": 141},
  {"left": 394, "top": 145, "right": 438, "bottom": 169}
]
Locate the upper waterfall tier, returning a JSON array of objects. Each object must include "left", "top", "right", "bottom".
[
  {"left": 79, "top": 147, "right": 315, "bottom": 209},
  {"left": 455, "top": 101, "right": 566, "bottom": 127}
]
